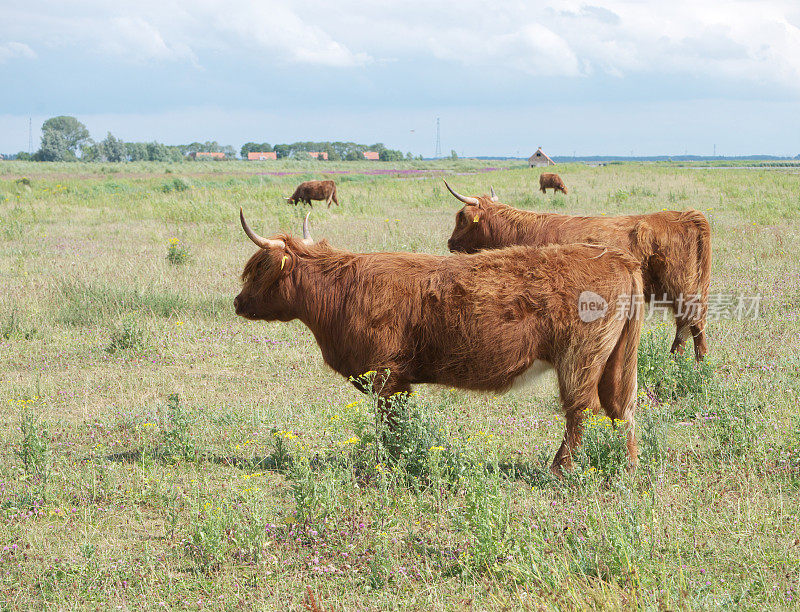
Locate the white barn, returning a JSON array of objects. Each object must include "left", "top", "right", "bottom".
[{"left": 528, "top": 147, "right": 556, "bottom": 167}]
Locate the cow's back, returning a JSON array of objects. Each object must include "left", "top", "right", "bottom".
[{"left": 414, "top": 244, "right": 638, "bottom": 390}]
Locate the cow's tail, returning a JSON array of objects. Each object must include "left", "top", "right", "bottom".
[
  {"left": 682, "top": 209, "right": 711, "bottom": 359},
  {"left": 620, "top": 267, "right": 644, "bottom": 426},
  {"left": 632, "top": 218, "right": 655, "bottom": 259},
  {"left": 681, "top": 209, "right": 712, "bottom": 318}
]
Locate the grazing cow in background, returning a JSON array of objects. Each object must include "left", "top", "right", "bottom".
[
  {"left": 287, "top": 180, "right": 339, "bottom": 207},
  {"left": 444, "top": 180, "right": 711, "bottom": 361},
  {"left": 235, "top": 210, "right": 644, "bottom": 472},
  {"left": 539, "top": 173, "right": 568, "bottom": 194}
]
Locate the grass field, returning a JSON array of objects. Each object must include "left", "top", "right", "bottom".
[{"left": 1, "top": 159, "right": 799, "bottom": 610}]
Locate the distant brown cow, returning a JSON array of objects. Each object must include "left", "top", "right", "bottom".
[
  {"left": 235, "top": 210, "right": 643, "bottom": 472},
  {"left": 445, "top": 181, "right": 711, "bottom": 361},
  {"left": 287, "top": 180, "right": 339, "bottom": 207},
  {"left": 539, "top": 173, "right": 568, "bottom": 194}
]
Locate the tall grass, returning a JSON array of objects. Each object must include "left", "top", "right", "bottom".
[{"left": 0, "top": 161, "right": 798, "bottom": 609}]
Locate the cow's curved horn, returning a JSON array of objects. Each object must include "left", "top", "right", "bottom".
[
  {"left": 240, "top": 208, "right": 285, "bottom": 249},
  {"left": 301, "top": 211, "right": 313, "bottom": 245},
  {"left": 490, "top": 186, "right": 498, "bottom": 202},
  {"left": 443, "top": 179, "right": 479, "bottom": 206}
]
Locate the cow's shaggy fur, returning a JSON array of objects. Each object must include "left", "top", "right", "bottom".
[
  {"left": 287, "top": 180, "right": 339, "bottom": 207},
  {"left": 539, "top": 173, "right": 568, "bottom": 194},
  {"left": 236, "top": 225, "right": 644, "bottom": 472},
  {"left": 447, "top": 195, "right": 711, "bottom": 360}
]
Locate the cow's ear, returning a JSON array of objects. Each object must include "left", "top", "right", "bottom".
[{"left": 277, "top": 250, "right": 295, "bottom": 275}]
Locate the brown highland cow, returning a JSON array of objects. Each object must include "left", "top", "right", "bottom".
[
  {"left": 287, "top": 180, "right": 339, "bottom": 207},
  {"left": 445, "top": 180, "right": 711, "bottom": 361},
  {"left": 539, "top": 173, "right": 568, "bottom": 194},
  {"left": 235, "top": 210, "right": 644, "bottom": 472}
]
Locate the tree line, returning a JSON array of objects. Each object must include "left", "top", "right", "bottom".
[
  {"left": 240, "top": 141, "right": 414, "bottom": 161},
  {"left": 8, "top": 116, "right": 414, "bottom": 162}
]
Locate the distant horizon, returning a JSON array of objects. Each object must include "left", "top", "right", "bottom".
[{"left": 1, "top": 105, "right": 798, "bottom": 160}]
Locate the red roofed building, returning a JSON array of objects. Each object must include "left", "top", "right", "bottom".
[
  {"left": 248, "top": 151, "right": 277, "bottom": 161},
  {"left": 308, "top": 151, "right": 328, "bottom": 160},
  {"left": 363, "top": 151, "right": 379, "bottom": 160}
]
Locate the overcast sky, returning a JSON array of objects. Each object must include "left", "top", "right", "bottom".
[{"left": 1, "top": 0, "right": 799, "bottom": 156}]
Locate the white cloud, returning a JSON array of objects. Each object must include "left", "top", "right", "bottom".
[
  {"left": 287, "top": 0, "right": 800, "bottom": 88},
  {"left": 2, "top": 1, "right": 799, "bottom": 88},
  {"left": 0, "top": 0, "right": 369, "bottom": 68},
  {"left": 0, "top": 41, "right": 36, "bottom": 63},
  {"left": 212, "top": 1, "right": 370, "bottom": 67},
  {"left": 101, "top": 16, "right": 198, "bottom": 64},
  {"left": 423, "top": 22, "right": 581, "bottom": 77}
]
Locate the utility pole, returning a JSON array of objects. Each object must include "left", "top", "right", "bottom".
[
  {"left": 434, "top": 117, "right": 441, "bottom": 158},
  {"left": 28, "top": 117, "right": 33, "bottom": 155}
]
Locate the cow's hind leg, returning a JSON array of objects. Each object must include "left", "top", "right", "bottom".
[
  {"left": 598, "top": 334, "right": 639, "bottom": 468},
  {"left": 552, "top": 361, "right": 606, "bottom": 474},
  {"left": 690, "top": 323, "right": 708, "bottom": 361},
  {"left": 669, "top": 317, "right": 692, "bottom": 358},
  {"left": 667, "top": 290, "right": 707, "bottom": 362}
]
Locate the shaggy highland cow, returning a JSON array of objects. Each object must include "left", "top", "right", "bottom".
[
  {"left": 286, "top": 180, "right": 339, "bottom": 207},
  {"left": 445, "top": 180, "right": 711, "bottom": 361},
  {"left": 235, "top": 210, "right": 644, "bottom": 472},
  {"left": 539, "top": 173, "right": 568, "bottom": 194}
]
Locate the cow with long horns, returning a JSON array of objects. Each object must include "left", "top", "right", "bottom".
[
  {"left": 235, "top": 210, "right": 644, "bottom": 472},
  {"left": 444, "top": 180, "right": 711, "bottom": 361}
]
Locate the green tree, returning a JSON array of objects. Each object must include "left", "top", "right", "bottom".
[
  {"left": 15, "top": 151, "right": 32, "bottom": 161},
  {"left": 164, "top": 146, "right": 184, "bottom": 162},
  {"left": 146, "top": 142, "right": 169, "bottom": 161},
  {"left": 40, "top": 116, "right": 90, "bottom": 157},
  {"left": 273, "top": 144, "right": 291, "bottom": 159},
  {"left": 101, "top": 133, "right": 126, "bottom": 162},
  {"left": 38, "top": 130, "right": 71, "bottom": 161},
  {"left": 80, "top": 142, "right": 102, "bottom": 162},
  {"left": 379, "top": 148, "right": 404, "bottom": 162},
  {"left": 125, "top": 142, "right": 148, "bottom": 161},
  {"left": 450, "top": 149, "right": 458, "bottom": 160},
  {"left": 241, "top": 142, "right": 272, "bottom": 158}
]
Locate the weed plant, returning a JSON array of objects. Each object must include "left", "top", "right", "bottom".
[{"left": 166, "top": 237, "right": 189, "bottom": 265}]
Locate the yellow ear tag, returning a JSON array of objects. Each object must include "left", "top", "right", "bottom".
[
  {"left": 473, "top": 214, "right": 480, "bottom": 223},
  {"left": 280, "top": 255, "right": 288, "bottom": 270}
]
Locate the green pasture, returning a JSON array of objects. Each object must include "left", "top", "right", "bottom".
[{"left": 0, "top": 159, "right": 799, "bottom": 610}]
